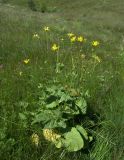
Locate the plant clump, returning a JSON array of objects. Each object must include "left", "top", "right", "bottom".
[{"left": 32, "top": 84, "right": 95, "bottom": 152}]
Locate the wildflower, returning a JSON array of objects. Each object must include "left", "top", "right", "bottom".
[
  {"left": 67, "top": 33, "right": 74, "bottom": 37},
  {"left": 31, "top": 133, "right": 39, "bottom": 146},
  {"left": 70, "top": 36, "right": 76, "bottom": 42},
  {"left": 23, "top": 59, "right": 30, "bottom": 64},
  {"left": 19, "top": 71, "right": 23, "bottom": 76},
  {"left": 33, "top": 33, "right": 40, "bottom": 39},
  {"left": 92, "top": 54, "right": 101, "bottom": 63},
  {"left": 51, "top": 44, "right": 59, "bottom": 51},
  {"left": 77, "top": 36, "right": 84, "bottom": 42},
  {"left": 43, "top": 128, "right": 61, "bottom": 142},
  {"left": 92, "top": 41, "right": 100, "bottom": 47},
  {"left": 44, "top": 26, "right": 50, "bottom": 32}
]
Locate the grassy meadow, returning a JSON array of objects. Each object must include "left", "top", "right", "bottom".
[{"left": 0, "top": 0, "right": 124, "bottom": 160}]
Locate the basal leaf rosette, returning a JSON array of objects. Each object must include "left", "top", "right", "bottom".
[{"left": 32, "top": 84, "right": 93, "bottom": 152}]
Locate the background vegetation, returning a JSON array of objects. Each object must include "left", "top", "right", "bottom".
[{"left": 0, "top": 0, "right": 124, "bottom": 159}]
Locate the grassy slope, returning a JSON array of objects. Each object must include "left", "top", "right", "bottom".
[
  {"left": 0, "top": 1, "right": 124, "bottom": 160},
  {"left": 3, "top": 0, "right": 124, "bottom": 52}
]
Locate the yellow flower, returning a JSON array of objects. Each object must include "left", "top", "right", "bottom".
[
  {"left": 70, "top": 36, "right": 76, "bottom": 42},
  {"left": 33, "top": 33, "right": 40, "bottom": 39},
  {"left": 67, "top": 33, "right": 74, "bottom": 37},
  {"left": 92, "top": 41, "right": 100, "bottom": 47},
  {"left": 51, "top": 44, "right": 59, "bottom": 51},
  {"left": 23, "top": 59, "right": 30, "bottom": 64},
  {"left": 43, "top": 128, "right": 61, "bottom": 142},
  {"left": 77, "top": 36, "right": 84, "bottom": 42},
  {"left": 19, "top": 71, "right": 22, "bottom": 76},
  {"left": 92, "top": 54, "right": 101, "bottom": 63},
  {"left": 31, "top": 133, "right": 39, "bottom": 146},
  {"left": 44, "top": 26, "right": 50, "bottom": 32}
]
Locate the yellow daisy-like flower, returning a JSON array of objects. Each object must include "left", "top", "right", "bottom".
[
  {"left": 51, "top": 44, "right": 59, "bottom": 51},
  {"left": 44, "top": 26, "right": 50, "bottom": 32},
  {"left": 77, "top": 36, "right": 84, "bottom": 42},
  {"left": 92, "top": 41, "right": 100, "bottom": 47},
  {"left": 23, "top": 59, "right": 30, "bottom": 64},
  {"left": 92, "top": 54, "right": 101, "bottom": 63},
  {"left": 67, "top": 33, "right": 74, "bottom": 37},
  {"left": 33, "top": 33, "right": 40, "bottom": 39},
  {"left": 43, "top": 128, "right": 61, "bottom": 142},
  {"left": 70, "top": 36, "right": 76, "bottom": 42},
  {"left": 31, "top": 133, "right": 39, "bottom": 146}
]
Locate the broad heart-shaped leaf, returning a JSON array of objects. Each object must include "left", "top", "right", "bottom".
[
  {"left": 44, "top": 119, "right": 66, "bottom": 129},
  {"left": 63, "top": 127, "right": 84, "bottom": 152},
  {"left": 58, "top": 93, "right": 72, "bottom": 103},
  {"left": 63, "top": 105, "right": 79, "bottom": 115},
  {"left": 75, "top": 98, "right": 87, "bottom": 114},
  {"left": 76, "top": 125, "right": 88, "bottom": 140},
  {"left": 46, "top": 101, "right": 58, "bottom": 109},
  {"left": 32, "top": 109, "right": 66, "bottom": 128}
]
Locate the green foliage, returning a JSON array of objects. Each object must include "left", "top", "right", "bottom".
[
  {"left": 32, "top": 84, "right": 94, "bottom": 151},
  {"left": 62, "top": 127, "right": 84, "bottom": 152},
  {"left": 0, "top": 0, "right": 124, "bottom": 159}
]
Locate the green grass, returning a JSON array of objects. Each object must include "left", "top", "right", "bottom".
[{"left": 0, "top": 0, "right": 124, "bottom": 160}]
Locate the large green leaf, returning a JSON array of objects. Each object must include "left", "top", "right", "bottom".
[
  {"left": 32, "top": 109, "right": 61, "bottom": 124},
  {"left": 44, "top": 119, "right": 66, "bottom": 128},
  {"left": 59, "top": 93, "right": 72, "bottom": 103},
  {"left": 75, "top": 98, "right": 87, "bottom": 114},
  {"left": 63, "top": 105, "right": 79, "bottom": 115},
  {"left": 32, "top": 109, "right": 66, "bottom": 128},
  {"left": 76, "top": 125, "right": 88, "bottom": 140},
  {"left": 63, "top": 127, "right": 84, "bottom": 152},
  {"left": 46, "top": 101, "right": 58, "bottom": 109}
]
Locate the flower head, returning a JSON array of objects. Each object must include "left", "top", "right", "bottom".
[
  {"left": 31, "top": 133, "right": 39, "bottom": 146},
  {"left": 23, "top": 59, "right": 30, "bottom": 64},
  {"left": 44, "top": 26, "right": 50, "bottom": 32},
  {"left": 51, "top": 44, "right": 59, "bottom": 51},
  {"left": 77, "top": 36, "right": 84, "bottom": 42},
  {"left": 67, "top": 33, "right": 74, "bottom": 37},
  {"left": 43, "top": 128, "right": 61, "bottom": 142},
  {"left": 33, "top": 33, "right": 40, "bottom": 39},
  {"left": 92, "top": 41, "right": 100, "bottom": 47},
  {"left": 70, "top": 36, "right": 76, "bottom": 42}
]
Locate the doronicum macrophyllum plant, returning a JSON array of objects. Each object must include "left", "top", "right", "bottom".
[{"left": 32, "top": 84, "right": 94, "bottom": 152}]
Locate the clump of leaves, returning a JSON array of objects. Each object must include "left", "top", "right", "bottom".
[{"left": 32, "top": 84, "right": 95, "bottom": 152}]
